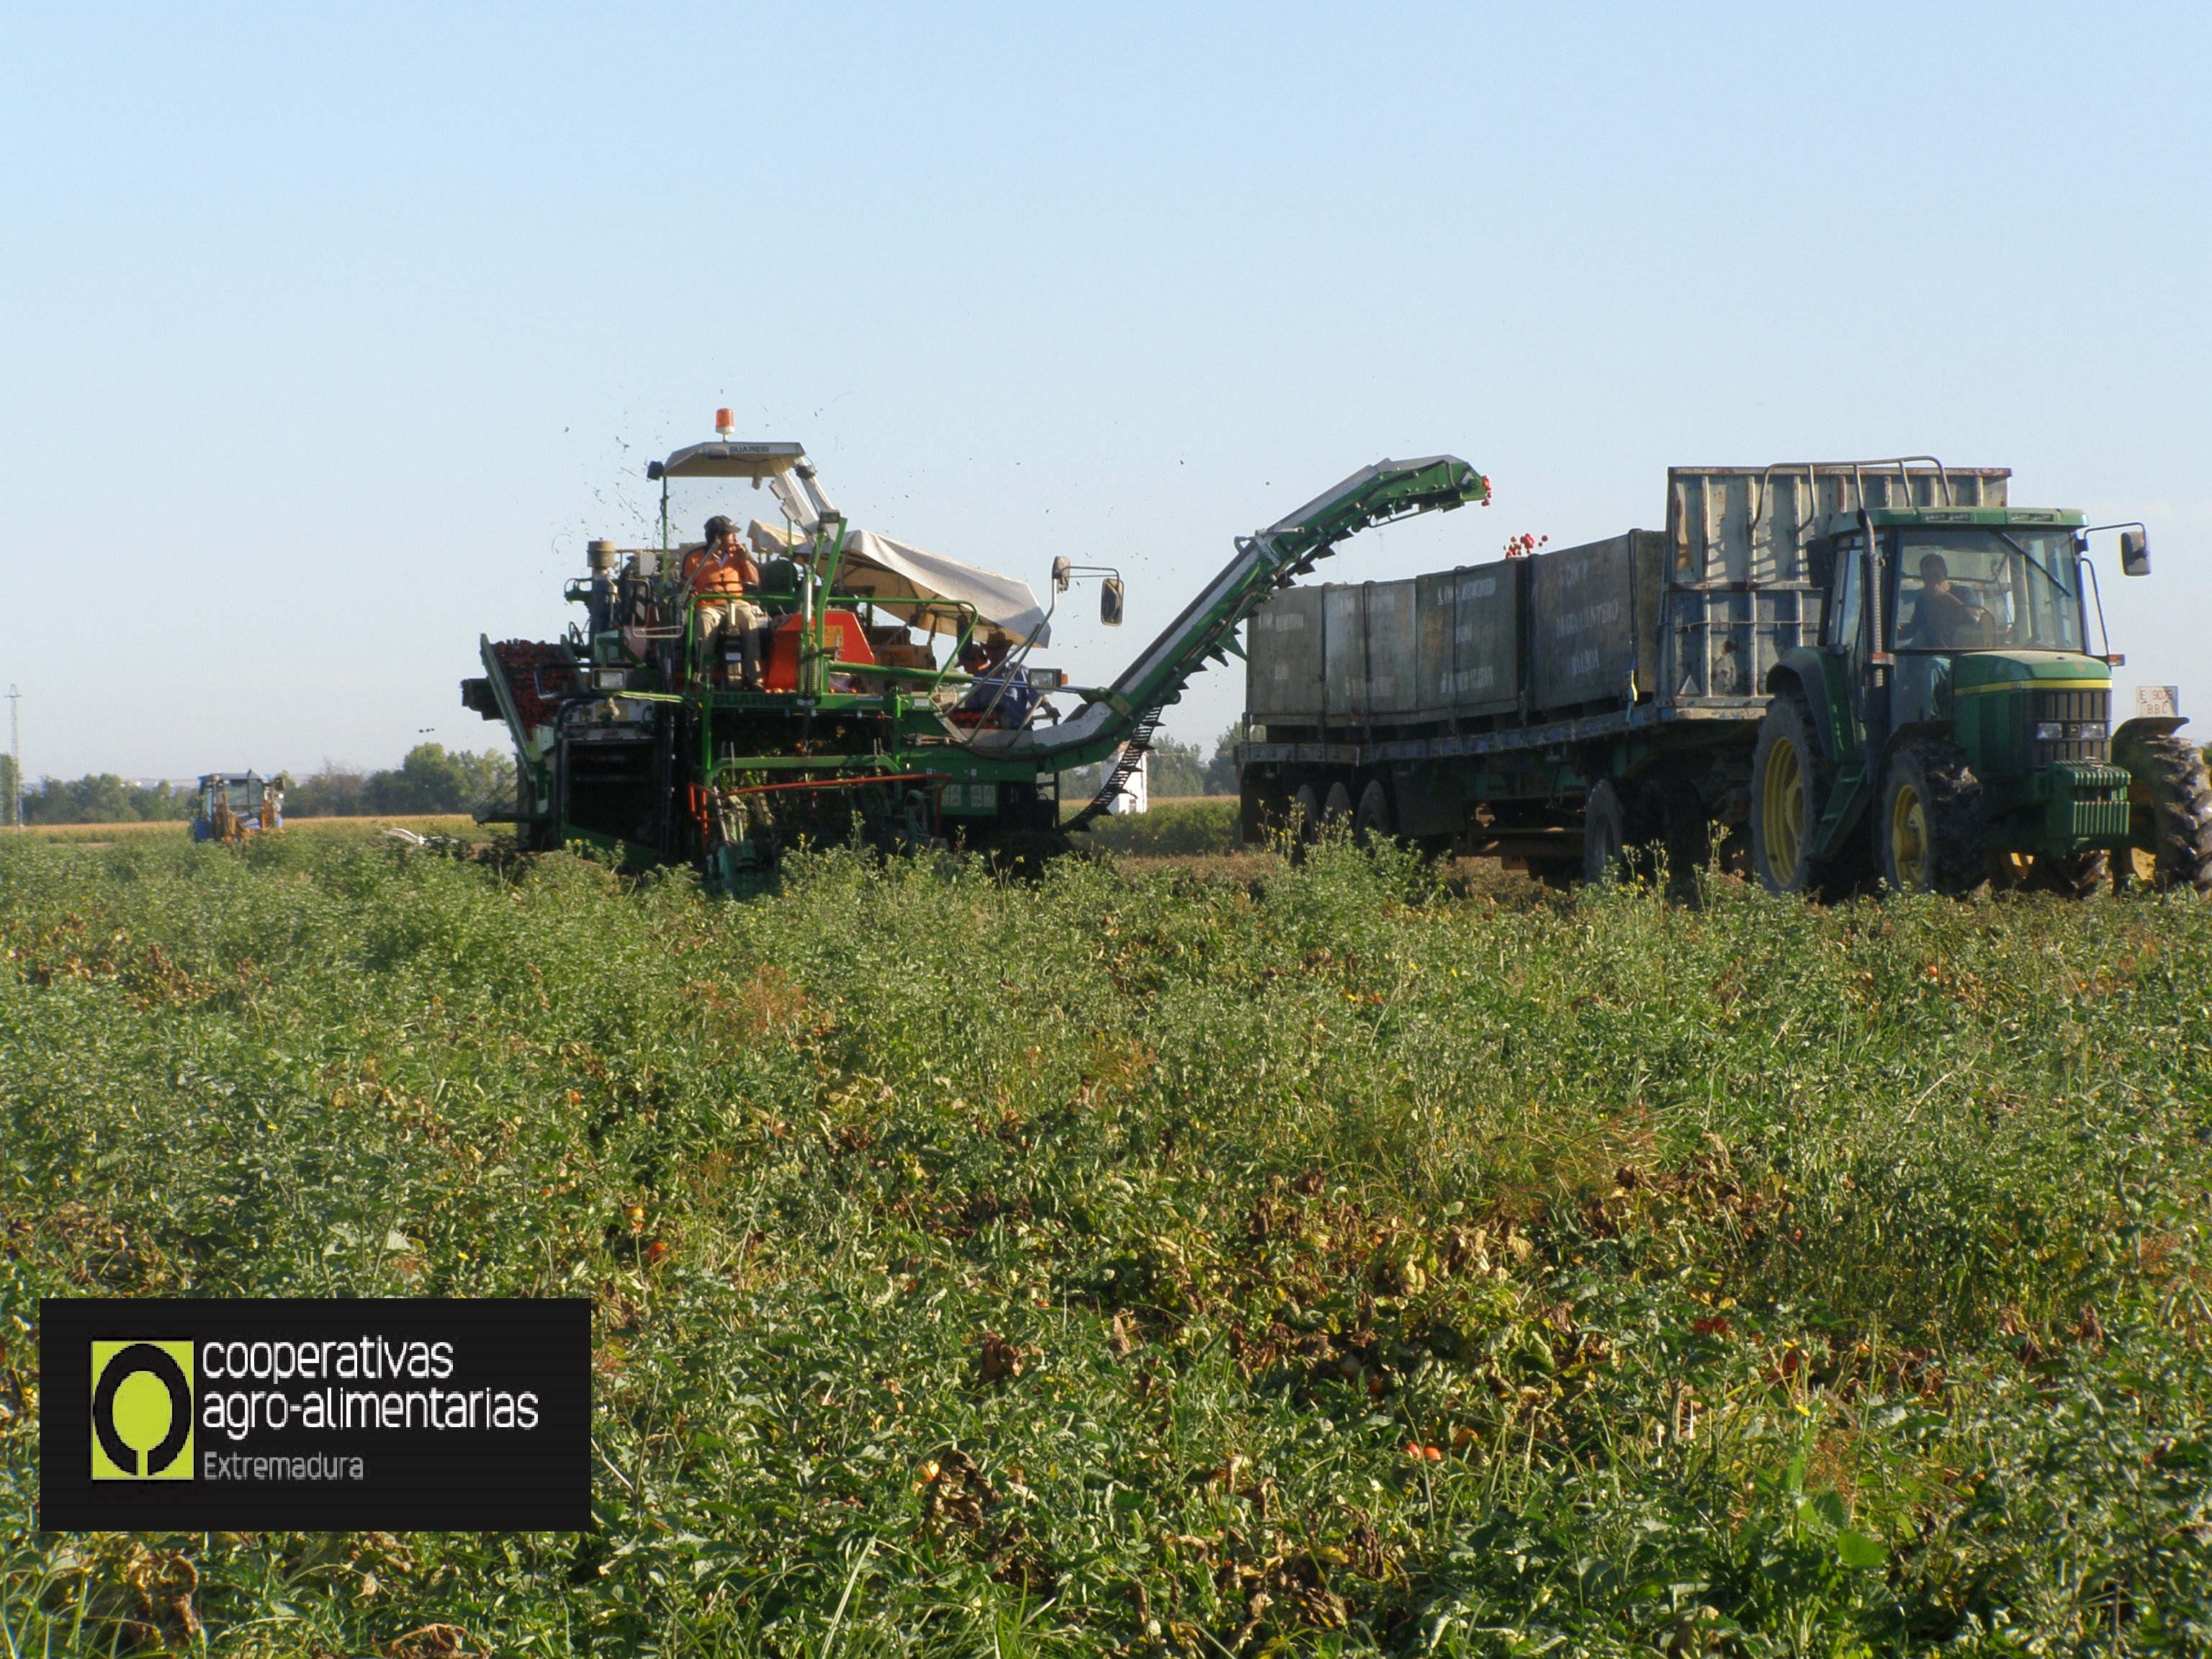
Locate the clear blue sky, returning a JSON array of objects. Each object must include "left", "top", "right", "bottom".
[{"left": 4, "top": 2, "right": 2208, "bottom": 778}]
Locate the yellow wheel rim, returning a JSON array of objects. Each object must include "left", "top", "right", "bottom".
[
  {"left": 1763, "top": 737, "right": 1804, "bottom": 881},
  {"left": 1890, "top": 783, "right": 1929, "bottom": 890}
]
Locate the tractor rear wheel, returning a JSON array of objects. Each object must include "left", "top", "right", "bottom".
[
  {"left": 1353, "top": 779, "right": 1393, "bottom": 847},
  {"left": 2117, "top": 733, "right": 2212, "bottom": 894},
  {"left": 1750, "top": 695, "right": 1830, "bottom": 894},
  {"left": 1880, "top": 742, "right": 1985, "bottom": 896}
]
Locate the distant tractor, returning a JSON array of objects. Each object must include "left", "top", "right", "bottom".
[{"left": 191, "top": 773, "right": 282, "bottom": 842}]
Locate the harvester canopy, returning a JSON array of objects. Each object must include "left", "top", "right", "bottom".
[
  {"left": 651, "top": 433, "right": 1051, "bottom": 644},
  {"left": 745, "top": 519, "right": 1050, "bottom": 644},
  {"left": 649, "top": 441, "right": 806, "bottom": 480},
  {"left": 837, "top": 529, "right": 1051, "bottom": 644}
]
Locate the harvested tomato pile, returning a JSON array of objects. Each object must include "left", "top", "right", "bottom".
[{"left": 488, "top": 641, "right": 579, "bottom": 729}]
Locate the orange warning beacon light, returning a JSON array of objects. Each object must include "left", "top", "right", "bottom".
[{"left": 715, "top": 408, "right": 734, "bottom": 437}]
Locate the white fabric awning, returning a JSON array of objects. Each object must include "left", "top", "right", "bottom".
[
  {"left": 743, "top": 523, "right": 1049, "bottom": 644},
  {"left": 839, "top": 531, "right": 1050, "bottom": 644},
  {"left": 747, "top": 518, "right": 807, "bottom": 556}
]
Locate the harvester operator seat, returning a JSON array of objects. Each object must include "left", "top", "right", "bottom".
[{"left": 747, "top": 519, "right": 808, "bottom": 617}]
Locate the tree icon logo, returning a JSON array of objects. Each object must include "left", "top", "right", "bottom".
[{"left": 90, "top": 1341, "right": 194, "bottom": 1480}]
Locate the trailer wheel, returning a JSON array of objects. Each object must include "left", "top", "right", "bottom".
[
  {"left": 1354, "top": 780, "right": 1393, "bottom": 847},
  {"left": 1582, "top": 780, "right": 1633, "bottom": 885},
  {"left": 2117, "top": 732, "right": 2212, "bottom": 895},
  {"left": 1715, "top": 824, "right": 1751, "bottom": 878},
  {"left": 1879, "top": 742, "right": 1984, "bottom": 896},
  {"left": 1643, "top": 778, "right": 1712, "bottom": 898},
  {"left": 1322, "top": 780, "right": 1354, "bottom": 830},
  {"left": 1288, "top": 783, "right": 1323, "bottom": 861},
  {"left": 1239, "top": 780, "right": 1287, "bottom": 847},
  {"left": 1750, "top": 695, "right": 1830, "bottom": 894}
]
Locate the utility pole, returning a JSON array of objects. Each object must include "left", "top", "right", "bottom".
[{"left": 6, "top": 685, "right": 19, "bottom": 830}]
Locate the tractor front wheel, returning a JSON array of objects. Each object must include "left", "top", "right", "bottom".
[
  {"left": 1879, "top": 742, "right": 1985, "bottom": 896},
  {"left": 2117, "top": 732, "right": 2212, "bottom": 894},
  {"left": 2026, "top": 850, "right": 2110, "bottom": 900}
]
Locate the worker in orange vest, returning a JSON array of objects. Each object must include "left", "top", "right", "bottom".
[{"left": 683, "top": 516, "right": 766, "bottom": 690}]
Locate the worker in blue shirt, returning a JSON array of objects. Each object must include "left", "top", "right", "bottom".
[{"left": 958, "top": 637, "right": 1035, "bottom": 728}]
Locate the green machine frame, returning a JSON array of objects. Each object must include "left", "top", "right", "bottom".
[{"left": 467, "top": 448, "right": 1490, "bottom": 886}]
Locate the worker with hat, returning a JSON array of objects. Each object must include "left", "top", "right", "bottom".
[{"left": 683, "top": 516, "right": 767, "bottom": 690}]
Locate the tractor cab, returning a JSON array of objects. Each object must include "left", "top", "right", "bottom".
[
  {"left": 1809, "top": 504, "right": 2115, "bottom": 753},
  {"left": 191, "top": 772, "right": 282, "bottom": 842},
  {"left": 1887, "top": 521, "right": 2091, "bottom": 656}
]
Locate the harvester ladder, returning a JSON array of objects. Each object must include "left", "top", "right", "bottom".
[{"left": 1064, "top": 704, "right": 1166, "bottom": 831}]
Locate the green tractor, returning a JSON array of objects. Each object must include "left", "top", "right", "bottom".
[{"left": 1751, "top": 502, "right": 2209, "bottom": 896}]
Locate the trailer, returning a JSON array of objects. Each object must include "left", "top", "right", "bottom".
[
  {"left": 1237, "top": 461, "right": 2212, "bottom": 896},
  {"left": 462, "top": 422, "right": 1490, "bottom": 890}
]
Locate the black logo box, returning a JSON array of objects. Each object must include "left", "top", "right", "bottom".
[{"left": 42, "top": 1298, "right": 590, "bottom": 1532}]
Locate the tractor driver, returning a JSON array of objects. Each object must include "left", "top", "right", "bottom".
[
  {"left": 1902, "top": 552, "right": 1992, "bottom": 649},
  {"left": 683, "top": 516, "right": 767, "bottom": 690}
]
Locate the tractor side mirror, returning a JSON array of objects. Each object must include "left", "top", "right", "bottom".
[
  {"left": 2121, "top": 527, "right": 2151, "bottom": 577},
  {"left": 1051, "top": 556, "right": 1072, "bottom": 593},
  {"left": 1100, "top": 577, "right": 1125, "bottom": 626}
]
